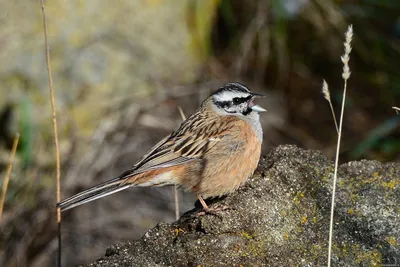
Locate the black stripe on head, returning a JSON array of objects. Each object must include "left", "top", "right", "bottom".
[
  {"left": 214, "top": 100, "right": 232, "bottom": 109},
  {"left": 242, "top": 107, "right": 253, "bottom": 116},
  {"left": 232, "top": 95, "right": 252, "bottom": 105}
]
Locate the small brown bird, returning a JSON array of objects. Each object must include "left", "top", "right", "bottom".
[{"left": 57, "top": 83, "right": 266, "bottom": 213}]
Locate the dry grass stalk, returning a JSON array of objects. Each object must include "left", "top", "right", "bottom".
[
  {"left": 178, "top": 106, "right": 187, "bottom": 121},
  {"left": 321, "top": 80, "right": 339, "bottom": 133},
  {"left": 0, "top": 133, "right": 20, "bottom": 220},
  {"left": 327, "top": 24, "right": 353, "bottom": 267},
  {"left": 171, "top": 106, "right": 188, "bottom": 220},
  {"left": 40, "top": 0, "right": 62, "bottom": 265}
]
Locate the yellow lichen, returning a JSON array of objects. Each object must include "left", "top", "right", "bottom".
[
  {"left": 381, "top": 180, "right": 397, "bottom": 189},
  {"left": 351, "top": 245, "right": 382, "bottom": 266},
  {"left": 387, "top": 236, "right": 396, "bottom": 245},
  {"left": 294, "top": 192, "right": 305, "bottom": 204},
  {"left": 240, "top": 231, "right": 254, "bottom": 239},
  {"left": 284, "top": 233, "right": 289, "bottom": 239},
  {"left": 174, "top": 228, "right": 184, "bottom": 236}
]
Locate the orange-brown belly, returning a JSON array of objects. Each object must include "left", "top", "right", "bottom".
[{"left": 191, "top": 121, "right": 262, "bottom": 198}]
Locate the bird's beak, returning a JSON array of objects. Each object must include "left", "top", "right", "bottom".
[
  {"left": 250, "top": 92, "right": 266, "bottom": 112},
  {"left": 251, "top": 92, "right": 265, "bottom": 98},
  {"left": 251, "top": 104, "right": 267, "bottom": 112}
]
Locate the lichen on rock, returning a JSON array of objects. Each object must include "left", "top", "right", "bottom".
[{"left": 86, "top": 145, "right": 400, "bottom": 267}]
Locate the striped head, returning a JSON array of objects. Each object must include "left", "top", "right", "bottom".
[{"left": 211, "top": 82, "right": 266, "bottom": 116}]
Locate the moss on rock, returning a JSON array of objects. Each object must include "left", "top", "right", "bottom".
[{"left": 86, "top": 145, "right": 399, "bottom": 267}]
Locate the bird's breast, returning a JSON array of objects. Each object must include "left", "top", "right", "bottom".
[{"left": 192, "top": 119, "right": 262, "bottom": 197}]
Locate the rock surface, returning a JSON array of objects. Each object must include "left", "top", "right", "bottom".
[{"left": 84, "top": 145, "right": 399, "bottom": 267}]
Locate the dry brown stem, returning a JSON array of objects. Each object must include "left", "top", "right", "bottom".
[
  {"left": 40, "top": 0, "right": 62, "bottom": 265},
  {"left": 0, "top": 133, "right": 20, "bottom": 220}
]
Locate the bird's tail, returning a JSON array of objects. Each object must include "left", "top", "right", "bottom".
[{"left": 57, "top": 178, "right": 132, "bottom": 212}]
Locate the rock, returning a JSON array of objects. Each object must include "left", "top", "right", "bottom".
[{"left": 86, "top": 145, "right": 399, "bottom": 267}]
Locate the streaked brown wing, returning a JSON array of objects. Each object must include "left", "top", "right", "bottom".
[
  {"left": 138, "top": 135, "right": 213, "bottom": 169},
  {"left": 117, "top": 125, "right": 230, "bottom": 181},
  {"left": 116, "top": 107, "right": 239, "bottom": 181},
  {"left": 116, "top": 134, "right": 217, "bottom": 181}
]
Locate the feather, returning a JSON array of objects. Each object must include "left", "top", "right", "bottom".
[
  {"left": 57, "top": 178, "right": 128, "bottom": 211},
  {"left": 57, "top": 104, "right": 231, "bottom": 211}
]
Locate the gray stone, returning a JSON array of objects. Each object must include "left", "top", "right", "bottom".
[{"left": 86, "top": 145, "right": 399, "bottom": 267}]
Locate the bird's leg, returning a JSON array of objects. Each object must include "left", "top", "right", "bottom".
[
  {"left": 197, "top": 194, "right": 211, "bottom": 212},
  {"left": 196, "top": 195, "right": 229, "bottom": 216}
]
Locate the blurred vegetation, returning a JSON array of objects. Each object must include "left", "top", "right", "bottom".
[
  {"left": 191, "top": 0, "right": 400, "bottom": 161},
  {"left": 0, "top": 0, "right": 399, "bottom": 266}
]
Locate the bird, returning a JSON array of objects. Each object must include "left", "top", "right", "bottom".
[{"left": 57, "top": 82, "right": 266, "bottom": 214}]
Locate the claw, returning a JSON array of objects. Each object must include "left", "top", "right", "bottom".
[
  {"left": 195, "top": 204, "right": 230, "bottom": 218},
  {"left": 196, "top": 194, "right": 230, "bottom": 217}
]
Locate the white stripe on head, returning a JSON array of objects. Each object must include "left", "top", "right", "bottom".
[{"left": 213, "top": 90, "right": 250, "bottom": 102}]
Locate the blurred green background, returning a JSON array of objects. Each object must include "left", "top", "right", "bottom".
[{"left": 0, "top": 0, "right": 399, "bottom": 266}]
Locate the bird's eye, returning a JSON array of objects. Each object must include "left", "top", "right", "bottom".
[{"left": 232, "top": 97, "right": 241, "bottom": 105}]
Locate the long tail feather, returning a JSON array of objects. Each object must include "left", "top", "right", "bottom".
[{"left": 57, "top": 178, "right": 132, "bottom": 212}]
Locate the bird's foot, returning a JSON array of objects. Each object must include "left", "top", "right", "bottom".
[
  {"left": 196, "top": 194, "right": 231, "bottom": 217},
  {"left": 196, "top": 204, "right": 230, "bottom": 217}
]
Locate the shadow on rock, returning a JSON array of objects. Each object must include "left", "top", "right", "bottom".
[{"left": 86, "top": 145, "right": 399, "bottom": 267}]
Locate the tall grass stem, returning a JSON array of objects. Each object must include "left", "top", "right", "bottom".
[
  {"left": 0, "top": 133, "right": 20, "bottom": 220},
  {"left": 172, "top": 106, "right": 188, "bottom": 220},
  {"left": 40, "top": 0, "right": 62, "bottom": 265},
  {"left": 327, "top": 24, "right": 353, "bottom": 267}
]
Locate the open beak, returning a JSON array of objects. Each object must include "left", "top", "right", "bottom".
[
  {"left": 250, "top": 92, "right": 267, "bottom": 112},
  {"left": 251, "top": 104, "right": 267, "bottom": 112}
]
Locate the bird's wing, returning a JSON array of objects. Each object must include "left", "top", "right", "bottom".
[
  {"left": 57, "top": 114, "right": 237, "bottom": 212},
  {"left": 118, "top": 131, "right": 225, "bottom": 180},
  {"left": 57, "top": 128, "right": 227, "bottom": 212},
  {"left": 117, "top": 111, "right": 237, "bottom": 180}
]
